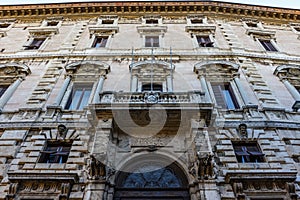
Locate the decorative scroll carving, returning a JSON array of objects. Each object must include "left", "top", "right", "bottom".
[
  {"left": 88, "top": 155, "right": 106, "bottom": 180},
  {"left": 238, "top": 123, "right": 248, "bottom": 139}
]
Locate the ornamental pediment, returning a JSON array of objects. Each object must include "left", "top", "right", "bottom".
[
  {"left": 246, "top": 29, "right": 276, "bottom": 39},
  {"left": 88, "top": 25, "right": 119, "bottom": 36},
  {"left": 27, "top": 26, "right": 59, "bottom": 36},
  {"left": 137, "top": 25, "right": 167, "bottom": 35},
  {"left": 185, "top": 25, "right": 216, "bottom": 34}
]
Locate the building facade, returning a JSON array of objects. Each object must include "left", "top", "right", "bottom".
[{"left": 0, "top": 1, "right": 299, "bottom": 199}]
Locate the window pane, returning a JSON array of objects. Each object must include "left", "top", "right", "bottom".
[
  {"left": 259, "top": 39, "right": 277, "bottom": 51},
  {"left": 222, "top": 90, "right": 236, "bottom": 109},
  {"left": 145, "top": 36, "right": 159, "bottom": 47},
  {"left": 0, "top": 86, "right": 8, "bottom": 98},
  {"left": 66, "top": 84, "right": 92, "bottom": 110},
  {"left": 78, "top": 89, "right": 91, "bottom": 110},
  {"left": 196, "top": 36, "right": 213, "bottom": 47},
  {"left": 93, "top": 36, "right": 108, "bottom": 48},
  {"left": 68, "top": 89, "right": 83, "bottom": 110},
  {"left": 39, "top": 142, "right": 72, "bottom": 164},
  {"left": 211, "top": 83, "right": 238, "bottom": 109}
]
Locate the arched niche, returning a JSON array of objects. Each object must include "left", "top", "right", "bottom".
[{"left": 113, "top": 154, "right": 190, "bottom": 200}]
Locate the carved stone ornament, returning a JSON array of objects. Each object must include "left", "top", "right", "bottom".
[
  {"left": 197, "top": 153, "right": 216, "bottom": 180},
  {"left": 88, "top": 154, "right": 106, "bottom": 180},
  {"left": 238, "top": 123, "right": 248, "bottom": 138}
]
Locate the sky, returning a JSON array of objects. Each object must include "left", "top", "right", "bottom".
[{"left": 0, "top": 0, "right": 299, "bottom": 9}]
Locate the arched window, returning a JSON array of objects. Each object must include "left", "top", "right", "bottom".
[{"left": 114, "top": 157, "right": 190, "bottom": 200}]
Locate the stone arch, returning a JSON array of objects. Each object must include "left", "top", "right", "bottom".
[{"left": 113, "top": 153, "right": 190, "bottom": 200}]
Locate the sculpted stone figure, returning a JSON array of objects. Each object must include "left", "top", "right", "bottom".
[
  {"left": 57, "top": 124, "right": 68, "bottom": 140},
  {"left": 88, "top": 155, "right": 106, "bottom": 180},
  {"left": 197, "top": 153, "right": 214, "bottom": 180}
]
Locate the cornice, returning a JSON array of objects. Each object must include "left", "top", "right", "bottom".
[
  {"left": 0, "top": 1, "right": 299, "bottom": 23},
  {"left": 1, "top": 49, "right": 300, "bottom": 64}
]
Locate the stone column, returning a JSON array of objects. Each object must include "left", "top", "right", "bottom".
[
  {"left": 167, "top": 75, "right": 173, "bottom": 92},
  {"left": 200, "top": 76, "right": 212, "bottom": 103},
  {"left": 283, "top": 80, "right": 300, "bottom": 101},
  {"left": 234, "top": 77, "right": 252, "bottom": 106},
  {"left": 0, "top": 78, "right": 22, "bottom": 112},
  {"left": 131, "top": 75, "right": 138, "bottom": 92},
  {"left": 283, "top": 80, "right": 300, "bottom": 110},
  {"left": 54, "top": 75, "right": 71, "bottom": 106},
  {"left": 93, "top": 76, "right": 105, "bottom": 103}
]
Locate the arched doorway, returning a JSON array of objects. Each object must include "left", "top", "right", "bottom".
[{"left": 113, "top": 156, "right": 190, "bottom": 200}]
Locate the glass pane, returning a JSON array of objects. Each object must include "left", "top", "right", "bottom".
[
  {"left": 78, "top": 89, "right": 91, "bottom": 110},
  {"left": 222, "top": 90, "right": 236, "bottom": 109},
  {"left": 68, "top": 89, "right": 83, "bottom": 110},
  {"left": 123, "top": 167, "right": 182, "bottom": 188}
]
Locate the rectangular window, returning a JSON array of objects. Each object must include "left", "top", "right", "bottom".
[
  {"left": 145, "top": 19, "right": 158, "bottom": 24},
  {"left": 102, "top": 20, "right": 114, "bottom": 24},
  {"left": 246, "top": 22, "right": 258, "bottom": 28},
  {"left": 196, "top": 35, "right": 213, "bottom": 47},
  {"left": 65, "top": 84, "right": 92, "bottom": 110},
  {"left": 24, "top": 38, "right": 45, "bottom": 50},
  {"left": 142, "top": 83, "right": 163, "bottom": 92},
  {"left": 47, "top": 21, "right": 59, "bottom": 26},
  {"left": 211, "top": 83, "right": 239, "bottom": 109},
  {"left": 233, "top": 142, "right": 264, "bottom": 163},
  {"left": 191, "top": 19, "right": 203, "bottom": 24},
  {"left": 145, "top": 36, "right": 159, "bottom": 47},
  {"left": 92, "top": 36, "right": 108, "bottom": 48},
  {"left": 0, "top": 23, "right": 10, "bottom": 28},
  {"left": 259, "top": 39, "right": 277, "bottom": 51},
  {"left": 0, "top": 86, "right": 8, "bottom": 98},
  {"left": 39, "top": 142, "right": 72, "bottom": 164}
]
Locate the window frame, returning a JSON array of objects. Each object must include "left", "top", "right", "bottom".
[
  {"left": 24, "top": 37, "right": 46, "bottom": 50},
  {"left": 145, "top": 35, "right": 160, "bottom": 48},
  {"left": 258, "top": 39, "right": 278, "bottom": 52},
  {"left": 196, "top": 35, "right": 214, "bottom": 47},
  {"left": 92, "top": 36, "right": 109, "bottom": 48},
  {"left": 38, "top": 141, "right": 72, "bottom": 164},
  {"left": 0, "top": 85, "right": 8, "bottom": 98},
  {"left": 142, "top": 83, "right": 163, "bottom": 92},
  {"left": 232, "top": 142, "right": 265, "bottom": 163},
  {"left": 210, "top": 82, "right": 239, "bottom": 109},
  {"left": 65, "top": 83, "right": 93, "bottom": 110}
]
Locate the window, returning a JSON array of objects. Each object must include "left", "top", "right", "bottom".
[
  {"left": 102, "top": 19, "right": 114, "bottom": 24},
  {"left": 233, "top": 142, "right": 264, "bottom": 163},
  {"left": 145, "top": 19, "right": 158, "bottom": 24},
  {"left": 0, "top": 86, "right": 8, "bottom": 98},
  {"left": 196, "top": 35, "right": 213, "bottom": 47},
  {"left": 191, "top": 19, "right": 203, "bottom": 24},
  {"left": 142, "top": 83, "right": 163, "bottom": 92},
  {"left": 0, "top": 23, "right": 10, "bottom": 28},
  {"left": 294, "top": 27, "right": 300, "bottom": 32},
  {"left": 246, "top": 22, "right": 258, "bottom": 28},
  {"left": 47, "top": 21, "right": 59, "bottom": 26},
  {"left": 39, "top": 142, "right": 72, "bottom": 163},
  {"left": 24, "top": 38, "right": 45, "bottom": 50},
  {"left": 65, "top": 84, "right": 92, "bottom": 110},
  {"left": 259, "top": 39, "right": 277, "bottom": 51},
  {"left": 211, "top": 83, "right": 239, "bottom": 109},
  {"left": 145, "top": 36, "right": 159, "bottom": 47},
  {"left": 92, "top": 36, "right": 108, "bottom": 48}
]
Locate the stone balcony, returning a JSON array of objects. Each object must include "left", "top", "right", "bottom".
[{"left": 90, "top": 91, "right": 214, "bottom": 125}]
